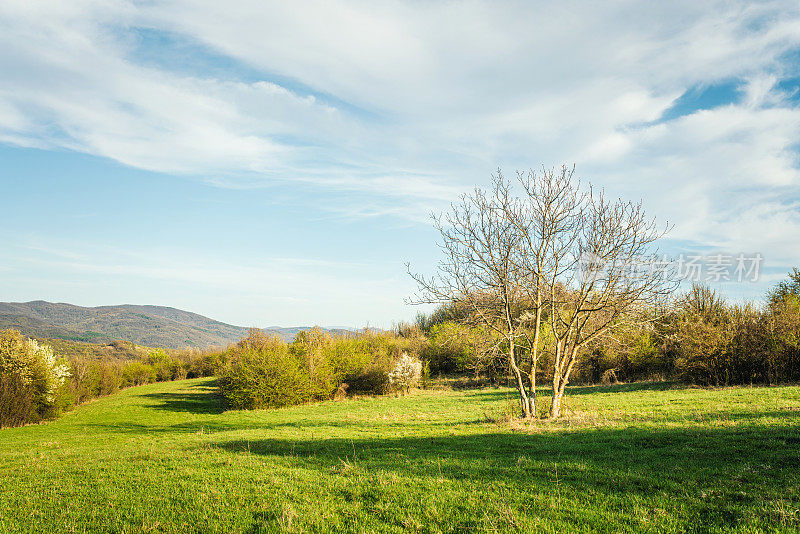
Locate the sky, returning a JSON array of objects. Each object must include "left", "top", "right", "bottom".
[{"left": 1, "top": 1, "right": 800, "bottom": 328}]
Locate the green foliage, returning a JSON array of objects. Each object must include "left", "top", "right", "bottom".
[
  {"left": 414, "top": 301, "right": 473, "bottom": 333},
  {"left": 0, "top": 370, "right": 35, "bottom": 427},
  {"left": 574, "top": 325, "right": 669, "bottom": 385},
  {"left": 668, "top": 283, "right": 798, "bottom": 386},
  {"left": 30, "top": 337, "right": 149, "bottom": 361},
  {"left": 418, "top": 321, "right": 508, "bottom": 381},
  {"left": 6, "top": 265, "right": 800, "bottom": 429},
  {"left": 219, "top": 342, "right": 312, "bottom": 409},
  {"left": 764, "top": 293, "right": 800, "bottom": 383},
  {"left": 70, "top": 359, "right": 123, "bottom": 403},
  {"left": 422, "top": 321, "right": 476, "bottom": 373},
  {"left": 185, "top": 350, "right": 228, "bottom": 378},
  {"left": 121, "top": 361, "right": 157, "bottom": 387},
  {"left": 345, "top": 365, "right": 390, "bottom": 395},
  {"left": 419, "top": 270, "right": 800, "bottom": 389},
  {"left": 147, "top": 349, "right": 187, "bottom": 381},
  {"left": 218, "top": 329, "right": 426, "bottom": 409}
]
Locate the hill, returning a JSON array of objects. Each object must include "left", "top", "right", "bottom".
[
  {"left": 0, "top": 301, "right": 350, "bottom": 349},
  {"left": 0, "top": 379, "right": 798, "bottom": 531}
]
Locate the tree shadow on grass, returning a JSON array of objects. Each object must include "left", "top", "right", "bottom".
[
  {"left": 138, "top": 380, "right": 226, "bottom": 414},
  {"left": 217, "top": 423, "right": 800, "bottom": 532},
  {"left": 217, "top": 424, "right": 800, "bottom": 480},
  {"left": 88, "top": 405, "right": 800, "bottom": 441}
]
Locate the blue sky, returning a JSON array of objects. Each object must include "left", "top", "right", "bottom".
[{"left": 1, "top": 1, "right": 800, "bottom": 328}]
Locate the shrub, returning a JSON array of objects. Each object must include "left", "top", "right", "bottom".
[
  {"left": 121, "top": 361, "right": 156, "bottom": 387},
  {"left": 147, "top": 349, "right": 186, "bottom": 381},
  {"left": 764, "top": 291, "right": 800, "bottom": 384},
  {"left": 422, "top": 322, "right": 476, "bottom": 374},
  {"left": 218, "top": 329, "right": 427, "bottom": 409},
  {"left": 574, "top": 325, "right": 669, "bottom": 385},
  {"left": 80, "top": 360, "right": 123, "bottom": 399},
  {"left": 219, "top": 341, "right": 312, "bottom": 409},
  {"left": 388, "top": 352, "right": 422, "bottom": 393},
  {"left": 185, "top": 351, "right": 227, "bottom": 378},
  {"left": 345, "top": 365, "right": 389, "bottom": 395},
  {"left": 0, "top": 371, "right": 35, "bottom": 427},
  {"left": 0, "top": 331, "right": 229, "bottom": 425},
  {"left": 0, "top": 330, "right": 70, "bottom": 427}
]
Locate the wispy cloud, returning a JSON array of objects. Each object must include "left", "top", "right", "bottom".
[
  {"left": 1, "top": 237, "right": 415, "bottom": 326},
  {"left": 1, "top": 0, "right": 800, "bottom": 321}
]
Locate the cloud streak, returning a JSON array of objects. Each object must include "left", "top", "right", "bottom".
[{"left": 1, "top": 0, "right": 800, "bottom": 315}]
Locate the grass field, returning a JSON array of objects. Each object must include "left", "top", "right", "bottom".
[{"left": 1, "top": 379, "right": 799, "bottom": 533}]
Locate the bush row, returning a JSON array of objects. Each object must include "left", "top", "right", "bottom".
[
  {"left": 416, "top": 271, "right": 800, "bottom": 388},
  {"left": 0, "top": 325, "right": 440, "bottom": 424},
  {"left": 10, "top": 270, "right": 795, "bottom": 425},
  {"left": 65, "top": 347, "right": 229, "bottom": 408},
  {"left": 0, "top": 330, "right": 227, "bottom": 428},
  {"left": 217, "top": 328, "right": 424, "bottom": 409}
]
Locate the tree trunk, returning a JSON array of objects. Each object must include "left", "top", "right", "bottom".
[
  {"left": 508, "top": 338, "right": 531, "bottom": 419},
  {"left": 529, "top": 368, "right": 536, "bottom": 417},
  {"left": 550, "top": 373, "right": 561, "bottom": 418},
  {"left": 550, "top": 339, "right": 564, "bottom": 418},
  {"left": 551, "top": 346, "right": 579, "bottom": 418},
  {"left": 529, "top": 285, "right": 542, "bottom": 419},
  {"left": 528, "top": 348, "right": 537, "bottom": 417}
]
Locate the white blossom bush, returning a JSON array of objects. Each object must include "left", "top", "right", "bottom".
[
  {"left": 25, "top": 338, "right": 70, "bottom": 402},
  {"left": 387, "top": 352, "right": 422, "bottom": 394},
  {"left": 1, "top": 330, "right": 70, "bottom": 425}
]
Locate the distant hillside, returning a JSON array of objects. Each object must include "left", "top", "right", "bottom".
[
  {"left": 0, "top": 301, "right": 350, "bottom": 349},
  {"left": 34, "top": 337, "right": 151, "bottom": 361}
]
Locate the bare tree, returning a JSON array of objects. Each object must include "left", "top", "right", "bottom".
[
  {"left": 509, "top": 166, "right": 585, "bottom": 417},
  {"left": 408, "top": 173, "right": 536, "bottom": 417},
  {"left": 541, "top": 185, "right": 676, "bottom": 417},
  {"left": 410, "top": 166, "right": 675, "bottom": 419}
]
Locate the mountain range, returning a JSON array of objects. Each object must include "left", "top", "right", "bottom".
[{"left": 0, "top": 301, "right": 350, "bottom": 349}]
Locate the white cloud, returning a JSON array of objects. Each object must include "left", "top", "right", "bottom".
[
  {"left": 582, "top": 100, "right": 800, "bottom": 273},
  {"left": 1, "top": 0, "right": 800, "bottom": 280}
]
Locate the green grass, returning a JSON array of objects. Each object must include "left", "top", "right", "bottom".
[{"left": 1, "top": 379, "right": 799, "bottom": 533}]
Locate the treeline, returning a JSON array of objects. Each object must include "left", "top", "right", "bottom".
[
  {"left": 416, "top": 270, "right": 800, "bottom": 389},
  {"left": 67, "top": 348, "right": 224, "bottom": 404},
  {"left": 0, "top": 325, "right": 431, "bottom": 427},
  {"left": 0, "top": 331, "right": 223, "bottom": 428},
  {"left": 3, "top": 270, "right": 797, "bottom": 426}
]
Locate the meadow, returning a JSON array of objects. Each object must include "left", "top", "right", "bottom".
[{"left": 0, "top": 378, "right": 798, "bottom": 533}]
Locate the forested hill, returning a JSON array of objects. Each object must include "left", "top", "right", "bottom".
[{"left": 0, "top": 301, "right": 349, "bottom": 349}]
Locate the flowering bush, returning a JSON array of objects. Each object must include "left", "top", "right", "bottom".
[
  {"left": 27, "top": 337, "right": 70, "bottom": 403},
  {"left": 0, "top": 330, "right": 70, "bottom": 426},
  {"left": 387, "top": 352, "right": 422, "bottom": 394}
]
